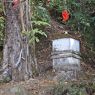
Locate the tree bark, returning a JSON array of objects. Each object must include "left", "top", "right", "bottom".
[{"left": 2, "top": 0, "right": 33, "bottom": 81}]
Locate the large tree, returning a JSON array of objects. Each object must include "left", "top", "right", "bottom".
[{"left": 2, "top": 0, "right": 33, "bottom": 81}]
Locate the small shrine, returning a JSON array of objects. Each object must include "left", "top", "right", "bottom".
[{"left": 52, "top": 37, "right": 81, "bottom": 80}]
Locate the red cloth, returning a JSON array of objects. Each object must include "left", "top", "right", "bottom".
[
  {"left": 12, "top": 0, "right": 19, "bottom": 8},
  {"left": 47, "top": 0, "right": 50, "bottom": 3},
  {"left": 62, "top": 10, "right": 70, "bottom": 21}
]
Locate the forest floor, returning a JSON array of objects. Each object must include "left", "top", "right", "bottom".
[{"left": 0, "top": 77, "right": 58, "bottom": 95}]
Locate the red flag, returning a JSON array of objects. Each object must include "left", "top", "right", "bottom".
[{"left": 62, "top": 10, "right": 70, "bottom": 21}]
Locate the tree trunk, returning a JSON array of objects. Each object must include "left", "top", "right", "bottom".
[{"left": 2, "top": 0, "right": 33, "bottom": 81}]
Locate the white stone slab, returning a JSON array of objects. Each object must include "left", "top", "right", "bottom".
[
  {"left": 52, "top": 38, "right": 80, "bottom": 52},
  {"left": 52, "top": 38, "right": 80, "bottom": 71}
]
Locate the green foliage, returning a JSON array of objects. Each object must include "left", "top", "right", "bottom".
[
  {"left": 52, "top": 81, "right": 93, "bottom": 95},
  {"left": 28, "top": 1, "right": 50, "bottom": 44},
  {"left": 22, "top": 28, "right": 47, "bottom": 43},
  {"left": 32, "top": 20, "right": 50, "bottom": 26},
  {"left": 0, "top": 2, "right": 4, "bottom": 46},
  {"left": 69, "top": 84, "right": 86, "bottom": 95},
  {"left": 31, "top": 0, "right": 50, "bottom": 22},
  {"left": 35, "top": 5, "right": 50, "bottom": 22},
  {"left": 67, "top": 0, "right": 95, "bottom": 48}
]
